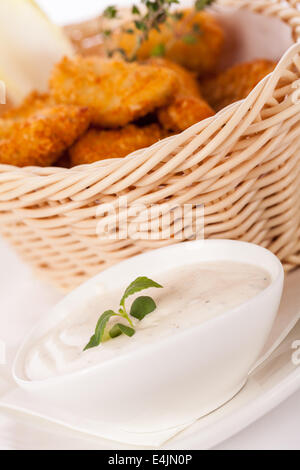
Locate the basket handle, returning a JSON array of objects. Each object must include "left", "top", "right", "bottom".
[{"left": 218, "top": 0, "right": 300, "bottom": 41}]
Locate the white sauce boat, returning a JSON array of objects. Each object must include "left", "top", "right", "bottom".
[{"left": 13, "top": 240, "right": 284, "bottom": 433}]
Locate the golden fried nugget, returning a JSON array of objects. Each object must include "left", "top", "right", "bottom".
[
  {"left": 0, "top": 105, "right": 90, "bottom": 167},
  {"left": 201, "top": 60, "right": 277, "bottom": 112},
  {"left": 0, "top": 118, "right": 15, "bottom": 139},
  {"left": 2, "top": 92, "right": 54, "bottom": 120},
  {"left": 158, "top": 95, "right": 215, "bottom": 132},
  {"left": 50, "top": 56, "right": 178, "bottom": 128},
  {"left": 147, "top": 58, "right": 214, "bottom": 131},
  {"left": 112, "top": 9, "right": 224, "bottom": 76},
  {"left": 69, "top": 124, "right": 167, "bottom": 166},
  {"left": 0, "top": 91, "right": 55, "bottom": 140},
  {"left": 0, "top": 97, "right": 14, "bottom": 117},
  {"left": 147, "top": 58, "right": 202, "bottom": 97}
]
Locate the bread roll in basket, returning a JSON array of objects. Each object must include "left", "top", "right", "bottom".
[{"left": 1, "top": 0, "right": 300, "bottom": 291}]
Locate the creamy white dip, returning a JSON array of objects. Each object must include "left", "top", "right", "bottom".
[{"left": 24, "top": 262, "right": 270, "bottom": 381}]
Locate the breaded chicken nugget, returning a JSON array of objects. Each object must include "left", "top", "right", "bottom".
[
  {"left": 112, "top": 9, "right": 224, "bottom": 76},
  {"left": 2, "top": 92, "right": 54, "bottom": 120},
  {"left": 201, "top": 60, "right": 276, "bottom": 112},
  {"left": 148, "top": 58, "right": 214, "bottom": 131},
  {"left": 147, "top": 58, "right": 202, "bottom": 97},
  {"left": 0, "top": 119, "right": 15, "bottom": 140},
  {"left": 69, "top": 124, "right": 167, "bottom": 166},
  {"left": 50, "top": 56, "right": 178, "bottom": 128},
  {"left": 0, "top": 91, "right": 56, "bottom": 140},
  {"left": 158, "top": 96, "right": 215, "bottom": 132},
  {"left": 0, "top": 105, "right": 90, "bottom": 167},
  {"left": 0, "top": 97, "right": 14, "bottom": 117}
]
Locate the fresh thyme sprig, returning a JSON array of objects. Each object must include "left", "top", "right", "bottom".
[
  {"left": 84, "top": 276, "right": 163, "bottom": 351},
  {"left": 102, "top": 0, "right": 216, "bottom": 62}
]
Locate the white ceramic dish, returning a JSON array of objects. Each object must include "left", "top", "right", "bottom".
[
  {"left": 3, "top": 320, "right": 300, "bottom": 450},
  {"left": 12, "top": 240, "right": 284, "bottom": 435},
  {"left": 1, "top": 265, "right": 299, "bottom": 450}
]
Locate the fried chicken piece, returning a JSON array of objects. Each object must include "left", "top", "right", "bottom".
[
  {"left": 0, "top": 118, "right": 15, "bottom": 140},
  {"left": 0, "top": 91, "right": 55, "bottom": 140},
  {"left": 0, "top": 105, "right": 90, "bottom": 167},
  {"left": 148, "top": 58, "right": 202, "bottom": 97},
  {"left": 201, "top": 60, "right": 277, "bottom": 112},
  {"left": 69, "top": 124, "right": 167, "bottom": 166},
  {"left": 148, "top": 58, "right": 214, "bottom": 132},
  {"left": 158, "top": 96, "right": 215, "bottom": 132},
  {"left": 0, "top": 97, "right": 14, "bottom": 117},
  {"left": 1, "top": 92, "right": 54, "bottom": 120},
  {"left": 112, "top": 9, "right": 224, "bottom": 76},
  {"left": 50, "top": 56, "right": 178, "bottom": 128}
]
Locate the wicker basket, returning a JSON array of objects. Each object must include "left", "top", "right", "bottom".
[{"left": 1, "top": 0, "right": 300, "bottom": 292}]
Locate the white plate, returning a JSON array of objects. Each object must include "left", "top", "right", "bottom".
[
  {"left": 0, "top": 321, "right": 299, "bottom": 450},
  {"left": 0, "top": 237, "right": 299, "bottom": 450},
  {"left": 9, "top": 240, "right": 284, "bottom": 447}
]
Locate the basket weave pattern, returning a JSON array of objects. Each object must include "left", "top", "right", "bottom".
[{"left": 1, "top": 0, "right": 300, "bottom": 291}]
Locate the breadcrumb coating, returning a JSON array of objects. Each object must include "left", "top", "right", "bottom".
[
  {"left": 0, "top": 105, "right": 91, "bottom": 167},
  {"left": 148, "top": 58, "right": 214, "bottom": 131},
  {"left": 50, "top": 56, "right": 178, "bottom": 128},
  {"left": 69, "top": 124, "right": 168, "bottom": 166},
  {"left": 201, "top": 60, "right": 277, "bottom": 111},
  {"left": 158, "top": 95, "right": 215, "bottom": 132},
  {"left": 2, "top": 92, "right": 54, "bottom": 120}
]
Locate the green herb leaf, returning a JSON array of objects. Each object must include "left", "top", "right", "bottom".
[
  {"left": 130, "top": 296, "right": 157, "bottom": 320},
  {"left": 146, "top": 1, "right": 159, "bottom": 12},
  {"left": 103, "top": 29, "right": 112, "bottom": 37},
  {"left": 171, "top": 12, "right": 184, "bottom": 21},
  {"left": 109, "top": 323, "right": 136, "bottom": 338},
  {"left": 157, "top": 11, "right": 167, "bottom": 24},
  {"left": 102, "top": 0, "right": 215, "bottom": 63},
  {"left": 84, "top": 276, "right": 163, "bottom": 351},
  {"left": 135, "top": 20, "right": 147, "bottom": 31},
  {"left": 84, "top": 310, "right": 116, "bottom": 351},
  {"left": 109, "top": 324, "right": 123, "bottom": 339},
  {"left": 193, "top": 23, "right": 202, "bottom": 35},
  {"left": 151, "top": 43, "right": 166, "bottom": 57},
  {"left": 118, "top": 324, "right": 135, "bottom": 337},
  {"left": 182, "top": 34, "right": 197, "bottom": 45},
  {"left": 132, "top": 4, "right": 140, "bottom": 15},
  {"left": 114, "top": 48, "right": 128, "bottom": 58},
  {"left": 103, "top": 6, "right": 118, "bottom": 19},
  {"left": 195, "top": 0, "right": 215, "bottom": 11},
  {"left": 120, "top": 277, "right": 163, "bottom": 306},
  {"left": 83, "top": 334, "right": 98, "bottom": 350}
]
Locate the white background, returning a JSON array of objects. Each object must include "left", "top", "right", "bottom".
[
  {"left": 1, "top": 0, "right": 299, "bottom": 450},
  {"left": 36, "top": 0, "right": 129, "bottom": 24}
]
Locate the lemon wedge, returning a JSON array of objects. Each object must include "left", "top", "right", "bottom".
[{"left": 0, "top": 0, "right": 74, "bottom": 105}]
